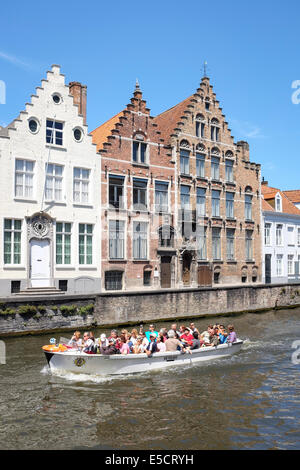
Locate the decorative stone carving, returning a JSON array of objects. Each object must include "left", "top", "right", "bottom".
[{"left": 27, "top": 213, "right": 53, "bottom": 240}]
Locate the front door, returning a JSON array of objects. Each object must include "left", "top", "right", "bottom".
[
  {"left": 265, "top": 254, "right": 271, "bottom": 284},
  {"left": 182, "top": 253, "right": 192, "bottom": 286},
  {"left": 30, "top": 239, "right": 51, "bottom": 287},
  {"left": 161, "top": 256, "right": 171, "bottom": 288}
]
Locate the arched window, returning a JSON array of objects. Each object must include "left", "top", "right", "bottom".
[
  {"left": 210, "top": 118, "right": 220, "bottom": 142},
  {"left": 195, "top": 114, "right": 205, "bottom": 138},
  {"left": 132, "top": 132, "right": 147, "bottom": 164},
  {"left": 180, "top": 140, "right": 191, "bottom": 175}
]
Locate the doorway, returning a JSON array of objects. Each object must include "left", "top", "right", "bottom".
[
  {"left": 265, "top": 254, "right": 271, "bottom": 284},
  {"left": 30, "top": 239, "right": 51, "bottom": 287},
  {"left": 182, "top": 252, "right": 192, "bottom": 286},
  {"left": 161, "top": 256, "right": 172, "bottom": 288}
]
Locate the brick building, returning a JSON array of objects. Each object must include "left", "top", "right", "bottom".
[
  {"left": 154, "top": 75, "right": 262, "bottom": 287},
  {"left": 91, "top": 82, "right": 176, "bottom": 291},
  {"left": 92, "top": 75, "right": 262, "bottom": 291}
]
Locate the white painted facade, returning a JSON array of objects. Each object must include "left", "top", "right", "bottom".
[
  {"left": 262, "top": 195, "right": 300, "bottom": 284},
  {"left": 0, "top": 65, "right": 101, "bottom": 296}
]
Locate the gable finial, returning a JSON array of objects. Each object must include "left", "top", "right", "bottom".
[
  {"left": 135, "top": 78, "right": 140, "bottom": 91},
  {"left": 203, "top": 61, "right": 209, "bottom": 78}
]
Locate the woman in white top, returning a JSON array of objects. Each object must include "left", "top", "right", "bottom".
[{"left": 68, "top": 331, "right": 82, "bottom": 348}]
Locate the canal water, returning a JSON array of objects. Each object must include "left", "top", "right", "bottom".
[{"left": 1, "top": 308, "right": 300, "bottom": 450}]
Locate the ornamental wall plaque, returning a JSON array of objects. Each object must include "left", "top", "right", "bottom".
[{"left": 27, "top": 214, "right": 52, "bottom": 240}]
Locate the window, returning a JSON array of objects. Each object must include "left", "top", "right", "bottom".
[
  {"left": 73, "top": 128, "right": 83, "bottom": 142},
  {"left": 276, "top": 224, "right": 283, "bottom": 246},
  {"left": 287, "top": 226, "right": 295, "bottom": 245},
  {"left": 212, "top": 190, "right": 220, "bottom": 217},
  {"left": 109, "top": 175, "right": 124, "bottom": 209},
  {"left": 264, "top": 223, "right": 271, "bottom": 245},
  {"left": 245, "top": 194, "right": 252, "bottom": 220},
  {"left": 276, "top": 254, "right": 283, "bottom": 276},
  {"left": 155, "top": 181, "right": 169, "bottom": 213},
  {"left": 159, "top": 226, "right": 174, "bottom": 248},
  {"left": 133, "top": 178, "right": 147, "bottom": 210},
  {"left": 288, "top": 255, "right": 294, "bottom": 275},
  {"left": 45, "top": 163, "right": 63, "bottom": 201},
  {"left": 226, "top": 229, "right": 235, "bottom": 261},
  {"left": 196, "top": 187, "right": 206, "bottom": 217},
  {"left": 298, "top": 228, "right": 300, "bottom": 246},
  {"left": 73, "top": 167, "right": 90, "bottom": 204},
  {"left": 79, "top": 224, "right": 93, "bottom": 265},
  {"left": 11, "top": 281, "right": 21, "bottom": 294},
  {"left": 4, "top": 219, "right": 21, "bottom": 264},
  {"left": 46, "top": 119, "right": 63, "bottom": 146},
  {"left": 180, "top": 149, "right": 190, "bottom": 175},
  {"left": 205, "top": 100, "right": 210, "bottom": 111},
  {"left": 197, "top": 226, "right": 207, "bottom": 260},
  {"left": 212, "top": 228, "right": 221, "bottom": 260},
  {"left": 210, "top": 122, "right": 220, "bottom": 142},
  {"left": 56, "top": 222, "right": 71, "bottom": 264},
  {"left": 105, "top": 271, "right": 123, "bottom": 290},
  {"left": 211, "top": 157, "right": 220, "bottom": 180},
  {"left": 225, "top": 159, "right": 234, "bottom": 182},
  {"left": 52, "top": 93, "right": 62, "bottom": 104},
  {"left": 28, "top": 118, "right": 39, "bottom": 134},
  {"left": 196, "top": 153, "right": 205, "bottom": 178},
  {"left": 226, "top": 192, "right": 234, "bottom": 219},
  {"left": 275, "top": 194, "right": 282, "bottom": 212},
  {"left": 245, "top": 230, "right": 253, "bottom": 261},
  {"left": 59, "top": 280, "right": 68, "bottom": 292},
  {"left": 195, "top": 115, "right": 205, "bottom": 138},
  {"left": 109, "top": 220, "right": 125, "bottom": 259},
  {"left": 180, "top": 185, "right": 190, "bottom": 210},
  {"left": 133, "top": 140, "right": 147, "bottom": 164},
  {"left": 15, "top": 159, "right": 34, "bottom": 198},
  {"left": 133, "top": 222, "right": 148, "bottom": 260}
]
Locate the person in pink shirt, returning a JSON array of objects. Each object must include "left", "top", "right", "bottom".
[
  {"left": 227, "top": 325, "right": 237, "bottom": 343},
  {"left": 119, "top": 335, "right": 130, "bottom": 355}
]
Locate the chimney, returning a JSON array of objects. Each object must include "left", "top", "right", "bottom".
[
  {"left": 69, "top": 81, "right": 87, "bottom": 125},
  {"left": 237, "top": 140, "right": 249, "bottom": 162},
  {"left": 262, "top": 177, "right": 268, "bottom": 186}
]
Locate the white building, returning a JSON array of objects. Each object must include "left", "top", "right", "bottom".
[
  {"left": 262, "top": 183, "right": 300, "bottom": 284},
  {"left": 0, "top": 65, "right": 101, "bottom": 296}
]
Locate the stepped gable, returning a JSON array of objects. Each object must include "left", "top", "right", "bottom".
[
  {"left": 153, "top": 75, "right": 235, "bottom": 146},
  {"left": 262, "top": 184, "right": 300, "bottom": 215},
  {"left": 90, "top": 80, "right": 157, "bottom": 153}
]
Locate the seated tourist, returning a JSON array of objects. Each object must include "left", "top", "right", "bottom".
[
  {"left": 218, "top": 325, "right": 228, "bottom": 344},
  {"left": 68, "top": 331, "right": 82, "bottom": 348},
  {"left": 156, "top": 335, "right": 166, "bottom": 352},
  {"left": 141, "top": 332, "right": 149, "bottom": 350},
  {"left": 189, "top": 322, "right": 199, "bottom": 334},
  {"left": 100, "top": 338, "right": 119, "bottom": 355},
  {"left": 190, "top": 331, "right": 202, "bottom": 350},
  {"left": 133, "top": 337, "right": 145, "bottom": 354},
  {"left": 209, "top": 326, "right": 220, "bottom": 347},
  {"left": 180, "top": 327, "right": 194, "bottom": 347},
  {"left": 130, "top": 329, "right": 139, "bottom": 346},
  {"left": 108, "top": 330, "right": 121, "bottom": 350},
  {"left": 200, "top": 326, "right": 212, "bottom": 346},
  {"left": 82, "top": 332, "right": 95, "bottom": 353},
  {"left": 227, "top": 325, "right": 237, "bottom": 343},
  {"left": 146, "top": 334, "right": 158, "bottom": 356},
  {"left": 165, "top": 330, "right": 185, "bottom": 352},
  {"left": 145, "top": 324, "right": 159, "bottom": 342},
  {"left": 170, "top": 323, "right": 181, "bottom": 339},
  {"left": 99, "top": 333, "right": 109, "bottom": 349},
  {"left": 119, "top": 335, "right": 130, "bottom": 355}
]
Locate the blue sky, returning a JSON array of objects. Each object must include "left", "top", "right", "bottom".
[{"left": 0, "top": 0, "right": 299, "bottom": 189}]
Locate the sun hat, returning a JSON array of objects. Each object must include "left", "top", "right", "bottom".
[{"left": 100, "top": 334, "right": 106, "bottom": 341}]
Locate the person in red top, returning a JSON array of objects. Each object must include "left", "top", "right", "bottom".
[
  {"left": 180, "top": 327, "right": 194, "bottom": 347},
  {"left": 108, "top": 329, "right": 121, "bottom": 350}
]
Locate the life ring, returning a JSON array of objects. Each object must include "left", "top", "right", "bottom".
[{"left": 42, "top": 344, "right": 67, "bottom": 353}]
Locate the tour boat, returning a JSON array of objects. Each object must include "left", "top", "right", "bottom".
[{"left": 42, "top": 340, "right": 243, "bottom": 376}]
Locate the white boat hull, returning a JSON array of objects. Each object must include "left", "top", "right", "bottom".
[{"left": 43, "top": 340, "right": 243, "bottom": 376}]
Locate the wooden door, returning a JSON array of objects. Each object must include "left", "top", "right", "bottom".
[
  {"left": 182, "top": 253, "right": 192, "bottom": 286},
  {"left": 198, "top": 265, "right": 212, "bottom": 286},
  {"left": 161, "top": 256, "right": 171, "bottom": 288}
]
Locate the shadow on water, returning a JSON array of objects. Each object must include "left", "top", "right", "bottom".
[{"left": 1, "top": 308, "right": 300, "bottom": 449}]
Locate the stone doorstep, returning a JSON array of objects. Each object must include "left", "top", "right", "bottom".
[{"left": 15, "top": 287, "right": 65, "bottom": 296}]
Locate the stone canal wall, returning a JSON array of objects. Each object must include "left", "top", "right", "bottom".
[{"left": 0, "top": 283, "right": 300, "bottom": 337}]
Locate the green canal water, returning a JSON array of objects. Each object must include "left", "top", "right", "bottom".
[{"left": 0, "top": 308, "right": 300, "bottom": 450}]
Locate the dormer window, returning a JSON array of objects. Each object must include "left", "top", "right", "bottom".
[{"left": 275, "top": 193, "right": 282, "bottom": 212}]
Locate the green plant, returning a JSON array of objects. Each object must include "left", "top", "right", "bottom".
[
  {"left": 51, "top": 306, "right": 58, "bottom": 311},
  {"left": 37, "top": 305, "right": 47, "bottom": 313},
  {"left": 18, "top": 305, "right": 38, "bottom": 315},
  {"left": 78, "top": 304, "right": 94, "bottom": 316},
  {"left": 280, "top": 288, "right": 286, "bottom": 295},
  {"left": 0, "top": 308, "right": 16, "bottom": 316},
  {"left": 59, "top": 305, "right": 78, "bottom": 315}
]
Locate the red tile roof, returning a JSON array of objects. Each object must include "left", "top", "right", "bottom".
[
  {"left": 261, "top": 184, "right": 300, "bottom": 215},
  {"left": 90, "top": 111, "right": 124, "bottom": 152},
  {"left": 153, "top": 95, "right": 194, "bottom": 142},
  {"left": 283, "top": 190, "right": 300, "bottom": 203}
]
